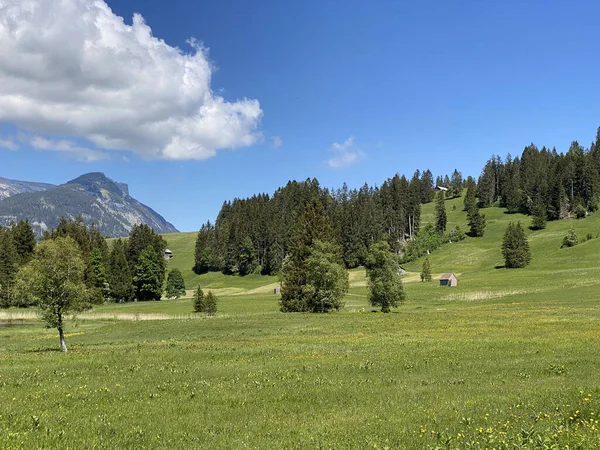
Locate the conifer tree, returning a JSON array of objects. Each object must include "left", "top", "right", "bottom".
[
  {"left": 280, "top": 196, "right": 335, "bottom": 312},
  {"left": 90, "top": 247, "right": 109, "bottom": 303},
  {"left": 435, "top": 190, "right": 447, "bottom": 234},
  {"left": 468, "top": 208, "right": 486, "bottom": 237},
  {"left": 166, "top": 268, "right": 186, "bottom": 298},
  {"left": 501, "top": 222, "right": 531, "bottom": 268},
  {"left": 0, "top": 228, "right": 18, "bottom": 308},
  {"left": 204, "top": 291, "right": 218, "bottom": 316},
  {"left": 449, "top": 169, "right": 463, "bottom": 198},
  {"left": 193, "top": 285, "right": 205, "bottom": 312},
  {"left": 11, "top": 219, "right": 36, "bottom": 266},
  {"left": 420, "top": 257, "right": 432, "bottom": 282},
  {"left": 134, "top": 246, "right": 165, "bottom": 301},
  {"left": 463, "top": 178, "right": 477, "bottom": 214},
  {"left": 108, "top": 239, "right": 134, "bottom": 303},
  {"left": 531, "top": 198, "right": 548, "bottom": 230}
]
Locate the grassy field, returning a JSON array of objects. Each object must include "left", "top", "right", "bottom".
[{"left": 2, "top": 198, "right": 600, "bottom": 448}]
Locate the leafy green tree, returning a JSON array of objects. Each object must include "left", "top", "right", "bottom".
[
  {"left": 435, "top": 190, "right": 447, "bottom": 234},
  {"left": 562, "top": 227, "right": 578, "bottom": 248},
  {"left": 166, "top": 268, "right": 186, "bottom": 298},
  {"left": 448, "top": 225, "right": 465, "bottom": 242},
  {"left": 502, "top": 222, "right": 531, "bottom": 268},
  {"left": 303, "top": 240, "right": 349, "bottom": 312},
  {"left": 108, "top": 239, "right": 134, "bottom": 303},
  {"left": 238, "top": 236, "right": 258, "bottom": 276},
  {"left": 420, "top": 257, "right": 432, "bottom": 282},
  {"left": 0, "top": 228, "right": 18, "bottom": 308},
  {"left": 133, "top": 246, "right": 164, "bottom": 301},
  {"left": 12, "top": 237, "right": 88, "bottom": 351},
  {"left": 11, "top": 219, "right": 36, "bottom": 266},
  {"left": 204, "top": 291, "right": 218, "bottom": 316},
  {"left": 366, "top": 241, "right": 405, "bottom": 313},
  {"left": 193, "top": 285, "right": 205, "bottom": 312}
]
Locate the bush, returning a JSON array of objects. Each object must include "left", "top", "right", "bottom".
[
  {"left": 562, "top": 227, "right": 578, "bottom": 248},
  {"left": 574, "top": 204, "right": 587, "bottom": 219}
]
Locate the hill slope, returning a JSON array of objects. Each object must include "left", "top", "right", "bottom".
[
  {"left": 0, "top": 172, "right": 177, "bottom": 237},
  {"left": 0, "top": 176, "right": 54, "bottom": 200}
]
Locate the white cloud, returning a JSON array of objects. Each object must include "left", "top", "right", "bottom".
[
  {"left": 270, "top": 136, "right": 283, "bottom": 148},
  {"left": 0, "top": 136, "right": 18, "bottom": 151},
  {"left": 27, "top": 135, "right": 109, "bottom": 162},
  {"left": 0, "top": 0, "right": 263, "bottom": 160},
  {"left": 327, "top": 136, "right": 364, "bottom": 168}
]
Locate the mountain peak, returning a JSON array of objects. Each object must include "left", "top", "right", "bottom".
[{"left": 67, "top": 172, "right": 128, "bottom": 196}]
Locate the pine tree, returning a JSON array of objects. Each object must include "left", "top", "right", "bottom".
[
  {"left": 365, "top": 240, "right": 405, "bottom": 312},
  {"left": 463, "top": 178, "right": 477, "bottom": 213},
  {"left": 501, "top": 222, "right": 531, "bottom": 268},
  {"left": 449, "top": 169, "right": 463, "bottom": 198},
  {"left": 11, "top": 219, "right": 36, "bottom": 266},
  {"left": 108, "top": 239, "right": 134, "bottom": 303},
  {"left": 420, "top": 257, "right": 432, "bottom": 282},
  {"left": 280, "top": 196, "right": 335, "bottom": 312},
  {"left": 193, "top": 221, "right": 215, "bottom": 274},
  {"left": 531, "top": 199, "right": 548, "bottom": 230},
  {"left": 193, "top": 285, "right": 205, "bottom": 312},
  {"left": 468, "top": 208, "right": 486, "bottom": 237},
  {"left": 133, "top": 246, "right": 165, "bottom": 301},
  {"left": 0, "top": 228, "right": 18, "bottom": 308},
  {"left": 204, "top": 291, "right": 218, "bottom": 316},
  {"left": 435, "top": 190, "right": 447, "bottom": 234},
  {"left": 90, "top": 247, "right": 109, "bottom": 304},
  {"left": 166, "top": 268, "right": 186, "bottom": 298}
]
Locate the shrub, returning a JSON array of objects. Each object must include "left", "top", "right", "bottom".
[{"left": 562, "top": 227, "right": 578, "bottom": 248}]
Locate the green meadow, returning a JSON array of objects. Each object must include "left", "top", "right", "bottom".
[{"left": 2, "top": 196, "right": 600, "bottom": 448}]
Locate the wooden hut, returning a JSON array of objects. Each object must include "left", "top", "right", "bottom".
[{"left": 439, "top": 273, "right": 457, "bottom": 287}]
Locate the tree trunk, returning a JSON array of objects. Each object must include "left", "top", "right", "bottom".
[
  {"left": 59, "top": 327, "right": 67, "bottom": 352},
  {"left": 57, "top": 313, "right": 67, "bottom": 352}
]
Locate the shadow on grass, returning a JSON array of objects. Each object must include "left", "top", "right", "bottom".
[
  {"left": 494, "top": 264, "right": 506, "bottom": 269},
  {"left": 28, "top": 347, "right": 62, "bottom": 353}
]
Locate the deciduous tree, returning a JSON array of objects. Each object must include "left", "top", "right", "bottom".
[{"left": 366, "top": 241, "right": 405, "bottom": 312}]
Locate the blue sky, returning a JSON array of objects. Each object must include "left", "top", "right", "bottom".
[{"left": 1, "top": 0, "right": 599, "bottom": 231}]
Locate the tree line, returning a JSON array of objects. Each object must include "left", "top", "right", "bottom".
[
  {"left": 0, "top": 218, "right": 187, "bottom": 309},
  {"left": 193, "top": 168, "right": 472, "bottom": 277}
]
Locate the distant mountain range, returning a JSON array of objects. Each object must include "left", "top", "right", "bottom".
[{"left": 0, "top": 172, "right": 178, "bottom": 237}]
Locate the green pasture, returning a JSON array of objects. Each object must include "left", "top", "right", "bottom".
[{"left": 2, "top": 198, "right": 600, "bottom": 448}]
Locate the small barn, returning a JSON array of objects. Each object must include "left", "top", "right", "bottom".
[
  {"left": 273, "top": 287, "right": 281, "bottom": 295},
  {"left": 164, "top": 249, "right": 173, "bottom": 260},
  {"left": 439, "top": 273, "right": 457, "bottom": 287}
]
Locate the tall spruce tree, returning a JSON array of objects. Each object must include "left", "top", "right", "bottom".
[
  {"left": 0, "top": 228, "right": 18, "bottom": 308},
  {"left": 420, "top": 257, "right": 432, "bottom": 282},
  {"left": 133, "top": 246, "right": 165, "bottom": 301},
  {"left": 468, "top": 208, "right": 486, "bottom": 237},
  {"left": 449, "top": 169, "right": 463, "bottom": 198},
  {"left": 108, "top": 239, "right": 134, "bottom": 303},
  {"left": 501, "top": 222, "right": 531, "bottom": 268},
  {"left": 435, "top": 190, "right": 447, "bottom": 234},
  {"left": 11, "top": 219, "right": 36, "bottom": 266},
  {"left": 280, "top": 196, "right": 335, "bottom": 312}
]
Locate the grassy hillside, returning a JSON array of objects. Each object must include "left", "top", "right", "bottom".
[{"left": 4, "top": 196, "right": 600, "bottom": 448}]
